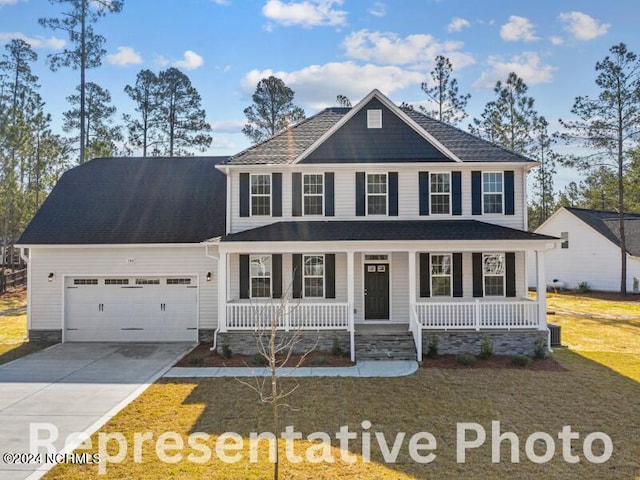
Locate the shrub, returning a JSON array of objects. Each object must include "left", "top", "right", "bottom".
[
  {"left": 188, "top": 355, "right": 204, "bottom": 367},
  {"left": 426, "top": 335, "right": 439, "bottom": 359},
  {"left": 221, "top": 343, "right": 233, "bottom": 359},
  {"left": 311, "top": 355, "right": 329, "bottom": 366},
  {"left": 479, "top": 333, "right": 493, "bottom": 360},
  {"left": 456, "top": 354, "right": 476, "bottom": 366},
  {"left": 577, "top": 281, "right": 590, "bottom": 294},
  {"left": 533, "top": 337, "right": 547, "bottom": 360},
  {"left": 252, "top": 354, "right": 268, "bottom": 366},
  {"left": 511, "top": 355, "right": 531, "bottom": 367},
  {"left": 331, "top": 337, "right": 344, "bottom": 357}
]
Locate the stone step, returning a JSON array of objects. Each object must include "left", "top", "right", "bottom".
[{"left": 355, "top": 333, "right": 417, "bottom": 361}]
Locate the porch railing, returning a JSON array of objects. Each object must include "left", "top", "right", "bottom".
[
  {"left": 226, "top": 302, "right": 350, "bottom": 331},
  {"left": 409, "top": 304, "right": 423, "bottom": 360},
  {"left": 414, "top": 299, "right": 539, "bottom": 330}
]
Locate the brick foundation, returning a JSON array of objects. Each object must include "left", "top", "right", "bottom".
[
  {"left": 422, "top": 330, "right": 548, "bottom": 356},
  {"left": 216, "top": 331, "right": 350, "bottom": 356},
  {"left": 29, "top": 329, "right": 62, "bottom": 344}
]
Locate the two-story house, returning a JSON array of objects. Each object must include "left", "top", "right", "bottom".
[{"left": 17, "top": 90, "right": 558, "bottom": 361}]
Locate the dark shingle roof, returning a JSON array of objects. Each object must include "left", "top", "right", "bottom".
[
  {"left": 564, "top": 207, "right": 640, "bottom": 256},
  {"left": 223, "top": 220, "right": 556, "bottom": 243},
  {"left": 17, "top": 157, "right": 227, "bottom": 245}
]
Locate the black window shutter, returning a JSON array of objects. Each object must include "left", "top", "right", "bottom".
[
  {"left": 453, "top": 253, "right": 463, "bottom": 297},
  {"left": 292, "top": 254, "right": 302, "bottom": 299},
  {"left": 325, "top": 254, "right": 335, "bottom": 298},
  {"left": 355, "top": 172, "right": 366, "bottom": 216},
  {"left": 239, "top": 173, "right": 250, "bottom": 217},
  {"left": 325, "top": 172, "right": 335, "bottom": 216},
  {"left": 239, "top": 254, "right": 249, "bottom": 299},
  {"left": 472, "top": 171, "right": 482, "bottom": 215},
  {"left": 472, "top": 252, "right": 483, "bottom": 297},
  {"left": 419, "top": 253, "right": 430, "bottom": 297},
  {"left": 419, "top": 171, "right": 429, "bottom": 216},
  {"left": 452, "top": 171, "right": 462, "bottom": 215},
  {"left": 505, "top": 252, "right": 516, "bottom": 297},
  {"left": 292, "top": 172, "right": 302, "bottom": 217},
  {"left": 272, "top": 173, "right": 282, "bottom": 217},
  {"left": 272, "top": 254, "right": 282, "bottom": 299},
  {"left": 504, "top": 170, "right": 515, "bottom": 215},
  {"left": 389, "top": 172, "right": 399, "bottom": 216}
]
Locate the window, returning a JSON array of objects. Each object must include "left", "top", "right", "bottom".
[
  {"left": 105, "top": 278, "right": 129, "bottom": 285},
  {"left": 431, "top": 254, "right": 452, "bottom": 296},
  {"left": 73, "top": 278, "right": 98, "bottom": 285},
  {"left": 430, "top": 173, "right": 451, "bottom": 214},
  {"left": 303, "top": 255, "right": 324, "bottom": 298},
  {"left": 364, "top": 254, "right": 388, "bottom": 262},
  {"left": 136, "top": 278, "right": 160, "bottom": 285},
  {"left": 367, "top": 109, "right": 382, "bottom": 128},
  {"left": 303, "top": 174, "right": 323, "bottom": 215},
  {"left": 367, "top": 173, "right": 387, "bottom": 215},
  {"left": 250, "top": 255, "right": 271, "bottom": 298},
  {"left": 250, "top": 174, "right": 271, "bottom": 216},
  {"left": 483, "top": 253, "right": 505, "bottom": 296},
  {"left": 561, "top": 232, "right": 569, "bottom": 249},
  {"left": 483, "top": 172, "right": 503, "bottom": 214},
  {"left": 167, "top": 278, "right": 191, "bottom": 285}
]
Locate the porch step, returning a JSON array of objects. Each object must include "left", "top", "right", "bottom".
[{"left": 355, "top": 332, "right": 417, "bottom": 361}]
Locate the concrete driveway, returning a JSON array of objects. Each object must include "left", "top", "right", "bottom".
[{"left": 0, "top": 343, "right": 192, "bottom": 480}]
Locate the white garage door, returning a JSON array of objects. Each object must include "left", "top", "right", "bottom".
[{"left": 65, "top": 276, "right": 198, "bottom": 342}]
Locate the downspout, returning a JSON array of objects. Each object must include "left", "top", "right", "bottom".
[
  {"left": 19, "top": 248, "right": 31, "bottom": 332},
  {"left": 205, "top": 244, "right": 220, "bottom": 351}
]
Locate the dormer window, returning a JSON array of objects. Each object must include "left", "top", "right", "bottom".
[{"left": 367, "top": 109, "right": 382, "bottom": 129}]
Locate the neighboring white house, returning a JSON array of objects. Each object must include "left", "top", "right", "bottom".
[
  {"left": 17, "top": 90, "right": 559, "bottom": 360},
  {"left": 528, "top": 207, "right": 640, "bottom": 292}
]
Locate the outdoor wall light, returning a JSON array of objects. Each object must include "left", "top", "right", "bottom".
[
  {"left": 206, "top": 272, "right": 212, "bottom": 282},
  {"left": 47, "top": 272, "right": 54, "bottom": 282}
]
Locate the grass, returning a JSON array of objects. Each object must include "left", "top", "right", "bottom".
[
  {"left": 45, "top": 292, "right": 640, "bottom": 479},
  {"left": 0, "top": 288, "right": 49, "bottom": 364}
]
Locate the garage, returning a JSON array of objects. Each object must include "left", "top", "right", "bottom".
[{"left": 64, "top": 276, "right": 198, "bottom": 342}]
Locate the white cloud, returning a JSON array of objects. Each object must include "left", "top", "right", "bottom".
[
  {"left": 211, "top": 0, "right": 229, "bottom": 4},
  {"left": 210, "top": 136, "right": 236, "bottom": 150},
  {"left": 473, "top": 52, "right": 556, "bottom": 89},
  {"left": 0, "top": 32, "right": 65, "bottom": 49},
  {"left": 210, "top": 120, "right": 244, "bottom": 133},
  {"left": 500, "top": 15, "right": 538, "bottom": 42},
  {"left": 550, "top": 36, "right": 564, "bottom": 46},
  {"left": 368, "top": 2, "right": 386, "bottom": 18},
  {"left": 154, "top": 55, "right": 170, "bottom": 68},
  {"left": 241, "top": 62, "right": 425, "bottom": 110},
  {"left": 342, "top": 29, "right": 475, "bottom": 70},
  {"left": 107, "top": 46, "right": 142, "bottom": 66},
  {"left": 262, "top": 0, "right": 347, "bottom": 28},
  {"left": 173, "top": 50, "right": 204, "bottom": 70},
  {"left": 0, "top": 0, "right": 19, "bottom": 5},
  {"left": 559, "top": 11, "right": 609, "bottom": 41},
  {"left": 447, "top": 17, "right": 470, "bottom": 33}
]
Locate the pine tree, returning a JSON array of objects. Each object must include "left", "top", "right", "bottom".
[{"left": 420, "top": 55, "right": 470, "bottom": 125}]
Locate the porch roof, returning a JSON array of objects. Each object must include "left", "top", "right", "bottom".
[{"left": 222, "top": 220, "right": 558, "bottom": 243}]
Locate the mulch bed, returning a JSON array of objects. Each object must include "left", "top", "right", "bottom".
[
  {"left": 421, "top": 354, "right": 567, "bottom": 371},
  {"left": 0, "top": 287, "right": 26, "bottom": 301},
  {"left": 176, "top": 342, "right": 354, "bottom": 368}
]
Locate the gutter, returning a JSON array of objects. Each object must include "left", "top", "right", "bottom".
[{"left": 204, "top": 245, "right": 220, "bottom": 352}]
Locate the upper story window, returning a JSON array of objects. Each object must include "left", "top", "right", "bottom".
[
  {"left": 483, "top": 253, "right": 505, "bottom": 296},
  {"left": 561, "top": 232, "right": 569, "bottom": 249},
  {"left": 250, "top": 255, "right": 271, "bottom": 298},
  {"left": 367, "top": 109, "right": 382, "bottom": 128},
  {"left": 430, "top": 173, "right": 451, "bottom": 215},
  {"left": 367, "top": 173, "right": 387, "bottom": 215},
  {"left": 483, "top": 172, "right": 503, "bottom": 214},
  {"left": 303, "top": 174, "right": 323, "bottom": 215},
  {"left": 431, "top": 254, "right": 452, "bottom": 296},
  {"left": 251, "top": 174, "right": 271, "bottom": 216},
  {"left": 303, "top": 255, "right": 324, "bottom": 298}
]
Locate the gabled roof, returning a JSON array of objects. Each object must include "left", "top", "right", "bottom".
[
  {"left": 17, "top": 157, "right": 227, "bottom": 245},
  {"left": 222, "top": 220, "right": 557, "bottom": 243},
  {"left": 563, "top": 207, "right": 640, "bottom": 257},
  {"left": 224, "top": 89, "right": 535, "bottom": 166}
]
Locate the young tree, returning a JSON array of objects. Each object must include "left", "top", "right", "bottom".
[
  {"left": 40, "top": 0, "right": 124, "bottom": 164},
  {"left": 528, "top": 116, "right": 559, "bottom": 229},
  {"left": 336, "top": 94, "right": 351, "bottom": 107},
  {"left": 559, "top": 43, "right": 640, "bottom": 294},
  {"left": 243, "top": 76, "right": 305, "bottom": 144},
  {"left": 153, "top": 67, "right": 212, "bottom": 156},
  {"left": 123, "top": 69, "right": 159, "bottom": 157},
  {"left": 420, "top": 55, "right": 470, "bottom": 125},
  {"left": 63, "top": 82, "right": 123, "bottom": 159}
]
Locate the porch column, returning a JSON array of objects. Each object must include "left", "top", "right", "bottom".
[
  {"left": 535, "top": 249, "right": 547, "bottom": 329},
  {"left": 408, "top": 250, "right": 416, "bottom": 316},
  {"left": 347, "top": 251, "right": 355, "bottom": 362},
  {"left": 218, "top": 251, "right": 227, "bottom": 333}
]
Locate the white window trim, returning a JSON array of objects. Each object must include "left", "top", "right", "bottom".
[
  {"left": 302, "top": 173, "right": 324, "bottom": 216},
  {"left": 250, "top": 173, "right": 272, "bottom": 217},
  {"left": 430, "top": 172, "right": 452, "bottom": 215},
  {"left": 560, "top": 232, "right": 569, "bottom": 249},
  {"left": 303, "top": 254, "right": 325, "bottom": 298},
  {"left": 362, "top": 253, "right": 393, "bottom": 321},
  {"left": 481, "top": 171, "right": 504, "bottom": 215},
  {"left": 250, "top": 254, "right": 272, "bottom": 299},
  {"left": 367, "top": 109, "right": 382, "bottom": 129},
  {"left": 482, "top": 252, "right": 506, "bottom": 297},
  {"left": 365, "top": 172, "right": 388, "bottom": 216},
  {"left": 430, "top": 253, "right": 452, "bottom": 297}
]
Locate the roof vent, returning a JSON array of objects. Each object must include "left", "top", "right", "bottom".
[{"left": 367, "top": 109, "right": 382, "bottom": 129}]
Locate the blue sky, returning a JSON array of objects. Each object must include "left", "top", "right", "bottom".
[{"left": 1, "top": 0, "right": 638, "bottom": 184}]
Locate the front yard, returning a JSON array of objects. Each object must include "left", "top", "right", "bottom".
[
  {"left": 41, "top": 292, "right": 640, "bottom": 479},
  {"left": 0, "top": 288, "right": 49, "bottom": 364}
]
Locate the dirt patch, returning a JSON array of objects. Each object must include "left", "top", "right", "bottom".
[
  {"left": 176, "top": 343, "right": 354, "bottom": 368},
  {"left": 421, "top": 354, "right": 567, "bottom": 371}
]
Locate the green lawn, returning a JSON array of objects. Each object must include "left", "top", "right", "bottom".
[
  {"left": 45, "top": 293, "right": 640, "bottom": 480},
  {"left": 0, "top": 289, "right": 48, "bottom": 364}
]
